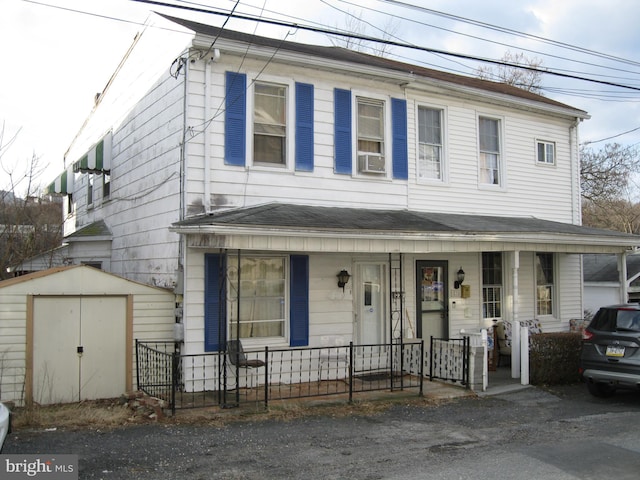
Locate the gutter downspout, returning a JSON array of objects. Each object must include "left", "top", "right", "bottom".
[
  {"left": 204, "top": 57, "right": 212, "bottom": 213},
  {"left": 203, "top": 48, "right": 220, "bottom": 214},
  {"left": 570, "top": 118, "right": 582, "bottom": 225},
  {"left": 619, "top": 251, "right": 629, "bottom": 304}
]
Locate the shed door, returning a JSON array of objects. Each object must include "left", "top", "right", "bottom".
[{"left": 32, "top": 296, "right": 126, "bottom": 404}]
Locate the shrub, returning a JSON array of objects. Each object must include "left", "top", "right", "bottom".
[{"left": 529, "top": 332, "right": 582, "bottom": 385}]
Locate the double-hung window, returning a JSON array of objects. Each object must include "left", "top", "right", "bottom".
[
  {"left": 228, "top": 256, "right": 287, "bottom": 340},
  {"left": 102, "top": 173, "right": 111, "bottom": 199},
  {"left": 357, "top": 97, "right": 386, "bottom": 174},
  {"left": 87, "top": 174, "right": 94, "bottom": 206},
  {"left": 536, "top": 140, "right": 555, "bottom": 165},
  {"left": 482, "top": 252, "right": 503, "bottom": 319},
  {"left": 536, "top": 253, "right": 554, "bottom": 316},
  {"left": 254, "top": 82, "right": 287, "bottom": 165},
  {"left": 418, "top": 106, "right": 443, "bottom": 181},
  {"left": 479, "top": 117, "right": 501, "bottom": 186}
]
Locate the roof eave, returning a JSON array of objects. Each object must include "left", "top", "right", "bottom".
[{"left": 169, "top": 224, "right": 639, "bottom": 249}]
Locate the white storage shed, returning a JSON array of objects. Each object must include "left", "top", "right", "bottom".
[{"left": 0, "top": 265, "right": 176, "bottom": 405}]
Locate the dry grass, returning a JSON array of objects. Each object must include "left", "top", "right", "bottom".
[
  {"left": 9, "top": 388, "right": 465, "bottom": 431},
  {"left": 11, "top": 399, "right": 135, "bottom": 431}
]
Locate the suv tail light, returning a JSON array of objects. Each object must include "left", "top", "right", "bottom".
[{"left": 582, "top": 329, "right": 594, "bottom": 341}]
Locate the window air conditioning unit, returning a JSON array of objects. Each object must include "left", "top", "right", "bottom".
[{"left": 358, "top": 154, "right": 386, "bottom": 174}]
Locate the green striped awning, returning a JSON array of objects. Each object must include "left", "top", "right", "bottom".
[
  {"left": 73, "top": 131, "right": 112, "bottom": 173},
  {"left": 45, "top": 167, "right": 74, "bottom": 195}
]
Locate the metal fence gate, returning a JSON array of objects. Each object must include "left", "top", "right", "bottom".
[{"left": 429, "top": 336, "right": 470, "bottom": 386}]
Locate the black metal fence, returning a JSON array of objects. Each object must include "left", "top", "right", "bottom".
[
  {"left": 136, "top": 340, "right": 426, "bottom": 414},
  {"left": 429, "top": 336, "right": 470, "bottom": 386}
]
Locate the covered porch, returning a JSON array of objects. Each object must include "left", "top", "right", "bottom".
[{"left": 171, "top": 203, "right": 640, "bottom": 392}]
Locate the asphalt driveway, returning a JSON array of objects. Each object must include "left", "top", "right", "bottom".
[{"left": 4, "top": 383, "right": 640, "bottom": 479}]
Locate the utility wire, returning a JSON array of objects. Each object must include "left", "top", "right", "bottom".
[
  {"left": 129, "top": 0, "right": 640, "bottom": 92},
  {"left": 334, "top": 0, "right": 640, "bottom": 81},
  {"left": 583, "top": 127, "right": 640, "bottom": 145},
  {"left": 381, "top": 0, "right": 640, "bottom": 69}
]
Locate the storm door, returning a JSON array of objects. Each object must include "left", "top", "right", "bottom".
[
  {"left": 416, "top": 261, "right": 449, "bottom": 341},
  {"left": 356, "top": 263, "right": 387, "bottom": 345}
]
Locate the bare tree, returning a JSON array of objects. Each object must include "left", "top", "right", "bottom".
[
  {"left": 580, "top": 143, "right": 640, "bottom": 203},
  {"left": 328, "top": 10, "right": 399, "bottom": 57},
  {"left": 476, "top": 51, "right": 545, "bottom": 94},
  {"left": 1, "top": 123, "right": 62, "bottom": 279},
  {"left": 580, "top": 143, "right": 640, "bottom": 233},
  {"left": 582, "top": 198, "right": 640, "bottom": 234}
]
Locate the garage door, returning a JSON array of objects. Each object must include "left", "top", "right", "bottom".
[{"left": 32, "top": 296, "right": 127, "bottom": 404}]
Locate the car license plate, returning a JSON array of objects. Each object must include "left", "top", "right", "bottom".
[{"left": 606, "top": 346, "right": 625, "bottom": 357}]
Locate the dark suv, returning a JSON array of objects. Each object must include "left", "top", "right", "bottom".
[{"left": 580, "top": 304, "right": 640, "bottom": 397}]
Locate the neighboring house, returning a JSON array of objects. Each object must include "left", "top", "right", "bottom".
[
  {"left": 40, "top": 13, "right": 640, "bottom": 388},
  {"left": 583, "top": 253, "right": 640, "bottom": 314}
]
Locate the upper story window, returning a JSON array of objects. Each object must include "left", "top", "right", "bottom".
[
  {"left": 536, "top": 252, "right": 554, "bottom": 316},
  {"left": 102, "top": 173, "right": 111, "bottom": 199},
  {"left": 536, "top": 140, "right": 555, "bottom": 165},
  {"left": 226, "top": 73, "right": 314, "bottom": 171},
  {"left": 418, "top": 106, "right": 444, "bottom": 181},
  {"left": 253, "top": 82, "right": 287, "bottom": 165},
  {"left": 87, "top": 174, "right": 94, "bottom": 206},
  {"left": 357, "top": 97, "right": 386, "bottom": 174},
  {"left": 479, "top": 116, "right": 502, "bottom": 186}
]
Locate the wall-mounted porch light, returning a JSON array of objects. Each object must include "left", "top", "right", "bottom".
[
  {"left": 337, "top": 269, "right": 351, "bottom": 291},
  {"left": 454, "top": 267, "right": 465, "bottom": 289}
]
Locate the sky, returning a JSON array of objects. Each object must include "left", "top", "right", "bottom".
[{"left": 2, "top": 0, "right": 640, "bottom": 196}]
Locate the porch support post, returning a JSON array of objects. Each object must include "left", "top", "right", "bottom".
[
  {"left": 520, "top": 326, "right": 529, "bottom": 385},
  {"left": 618, "top": 251, "right": 629, "bottom": 304},
  {"left": 511, "top": 251, "right": 521, "bottom": 379}
]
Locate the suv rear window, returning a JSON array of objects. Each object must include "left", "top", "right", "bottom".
[{"left": 590, "top": 308, "right": 640, "bottom": 332}]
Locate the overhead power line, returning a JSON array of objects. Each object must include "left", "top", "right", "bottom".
[
  {"left": 129, "top": 0, "right": 640, "bottom": 92},
  {"left": 381, "top": 0, "right": 640, "bottom": 69}
]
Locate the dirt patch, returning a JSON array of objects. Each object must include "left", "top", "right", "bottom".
[{"left": 9, "top": 391, "right": 452, "bottom": 431}]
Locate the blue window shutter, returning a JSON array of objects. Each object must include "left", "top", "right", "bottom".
[
  {"left": 334, "top": 88, "right": 352, "bottom": 174},
  {"left": 225, "top": 71, "right": 246, "bottom": 166},
  {"left": 295, "top": 82, "right": 314, "bottom": 172},
  {"left": 289, "top": 255, "right": 309, "bottom": 347},
  {"left": 391, "top": 98, "right": 408, "bottom": 180},
  {"left": 204, "top": 253, "right": 226, "bottom": 351}
]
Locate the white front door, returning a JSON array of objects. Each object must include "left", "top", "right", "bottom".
[{"left": 356, "top": 263, "right": 387, "bottom": 345}]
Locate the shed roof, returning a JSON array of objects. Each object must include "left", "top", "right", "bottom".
[
  {"left": 0, "top": 264, "right": 173, "bottom": 295},
  {"left": 583, "top": 254, "right": 640, "bottom": 282}
]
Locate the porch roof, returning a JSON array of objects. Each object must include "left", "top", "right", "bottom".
[{"left": 170, "top": 203, "right": 640, "bottom": 253}]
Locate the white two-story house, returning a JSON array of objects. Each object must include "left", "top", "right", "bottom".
[{"left": 43, "top": 13, "right": 639, "bottom": 386}]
